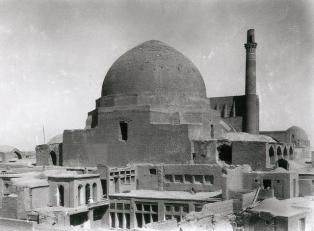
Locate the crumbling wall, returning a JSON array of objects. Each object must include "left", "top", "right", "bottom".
[{"left": 232, "top": 141, "right": 266, "bottom": 170}]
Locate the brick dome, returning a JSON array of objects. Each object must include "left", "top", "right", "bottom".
[{"left": 101, "top": 40, "right": 206, "bottom": 105}]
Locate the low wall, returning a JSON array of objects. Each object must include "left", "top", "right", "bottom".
[{"left": 0, "top": 217, "right": 34, "bottom": 231}]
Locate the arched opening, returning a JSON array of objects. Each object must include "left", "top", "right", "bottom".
[
  {"left": 78, "top": 185, "right": 84, "bottom": 206},
  {"left": 92, "top": 183, "right": 97, "bottom": 202},
  {"left": 14, "top": 151, "right": 22, "bottom": 160},
  {"left": 269, "top": 146, "right": 275, "bottom": 166},
  {"left": 277, "top": 146, "right": 282, "bottom": 159},
  {"left": 277, "top": 159, "right": 289, "bottom": 170},
  {"left": 283, "top": 147, "right": 288, "bottom": 159},
  {"left": 289, "top": 147, "right": 293, "bottom": 160},
  {"left": 85, "top": 184, "right": 90, "bottom": 204},
  {"left": 217, "top": 144, "right": 232, "bottom": 164},
  {"left": 50, "top": 151, "right": 57, "bottom": 166},
  {"left": 58, "top": 185, "right": 64, "bottom": 206}
]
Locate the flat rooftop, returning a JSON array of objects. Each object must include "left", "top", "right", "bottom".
[
  {"left": 110, "top": 190, "right": 222, "bottom": 201},
  {"left": 250, "top": 197, "right": 314, "bottom": 217}
]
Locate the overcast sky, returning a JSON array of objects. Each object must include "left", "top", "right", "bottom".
[{"left": 0, "top": 0, "right": 313, "bottom": 150}]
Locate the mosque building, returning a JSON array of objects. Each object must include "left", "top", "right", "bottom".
[{"left": 0, "top": 29, "right": 312, "bottom": 230}]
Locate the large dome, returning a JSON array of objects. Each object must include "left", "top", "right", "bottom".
[{"left": 101, "top": 40, "right": 206, "bottom": 103}]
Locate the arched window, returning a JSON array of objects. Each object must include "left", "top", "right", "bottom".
[
  {"left": 58, "top": 185, "right": 64, "bottom": 206},
  {"left": 283, "top": 147, "right": 288, "bottom": 159},
  {"left": 85, "top": 184, "right": 90, "bottom": 204},
  {"left": 277, "top": 147, "right": 282, "bottom": 159},
  {"left": 78, "top": 185, "right": 84, "bottom": 206},
  {"left": 92, "top": 183, "right": 97, "bottom": 202},
  {"left": 277, "top": 159, "right": 289, "bottom": 170},
  {"left": 50, "top": 151, "right": 57, "bottom": 166},
  {"left": 289, "top": 147, "right": 293, "bottom": 160},
  {"left": 269, "top": 146, "right": 275, "bottom": 166}
]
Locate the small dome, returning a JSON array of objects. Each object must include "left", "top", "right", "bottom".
[
  {"left": 287, "top": 126, "right": 308, "bottom": 141},
  {"left": 101, "top": 40, "right": 206, "bottom": 106}
]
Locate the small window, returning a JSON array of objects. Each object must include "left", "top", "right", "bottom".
[
  {"left": 149, "top": 168, "right": 157, "bottom": 175},
  {"left": 195, "top": 204, "right": 202, "bottom": 212},
  {"left": 204, "top": 175, "right": 214, "bottom": 184},
  {"left": 174, "top": 206, "right": 180, "bottom": 212},
  {"left": 165, "top": 205, "right": 172, "bottom": 212},
  {"left": 151, "top": 204, "right": 158, "bottom": 212},
  {"left": 119, "top": 121, "right": 128, "bottom": 141},
  {"left": 277, "top": 180, "right": 281, "bottom": 183},
  {"left": 312, "top": 180, "right": 314, "bottom": 185},
  {"left": 184, "top": 175, "right": 193, "bottom": 183},
  {"left": 174, "top": 175, "right": 183, "bottom": 183},
  {"left": 124, "top": 204, "right": 130, "bottom": 210},
  {"left": 144, "top": 204, "right": 150, "bottom": 211},
  {"left": 136, "top": 204, "right": 142, "bottom": 211},
  {"left": 165, "top": 175, "right": 173, "bottom": 182},
  {"left": 254, "top": 179, "right": 258, "bottom": 183},
  {"left": 194, "top": 175, "right": 203, "bottom": 184},
  {"left": 110, "top": 203, "right": 115, "bottom": 209},
  {"left": 182, "top": 205, "right": 189, "bottom": 213},
  {"left": 117, "top": 203, "right": 123, "bottom": 210},
  {"left": 263, "top": 179, "right": 272, "bottom": 189}
]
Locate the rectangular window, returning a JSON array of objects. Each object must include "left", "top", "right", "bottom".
[
  {"left": 263, "top": 179, "right": 272, "bottom": 189},
  {"left": 119, "top": 121, "right": 128, "bottom": 141},
  {"left": 149, "top": 168, "right": 157, "bottom": 175},
  {"left": 204, "top": 175, "right": 214, "bottom": 184},
  {"left": 124, "top": 204, "right": 130, "bottom": 210},
  {"left": 144, "top": 204, "right": 150, "bottom": 211},
  {"left": 184, "top": 175, "right": 193, "bottom": 183},
  {"left": 136, "top": 204, "right": 142, "bottom": 211},
  {"left": 174, "top": 175, "right": 183, "bottom": 183},
  {"left": 194, "top": 175, "right": 203, "bottom": 184},
  {"left": 165, "top": 175, "right": 173, "bottom": 182},
  {"left": 195, "top": 204, "right": 203, "bottom": 212},
  {"left": 117, "top": 203, "right": 123, "bottom": 210}
]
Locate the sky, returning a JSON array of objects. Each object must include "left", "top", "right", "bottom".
[{"left": 0, "top": 0, "right": 313, "bottom": 151}]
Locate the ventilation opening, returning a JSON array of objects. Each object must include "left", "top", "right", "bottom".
[
  {"left": 217, "top": 144, "right": 232, "bottom": 164},
  {"left": 119, "top": 121, "right": 128, "bottom": 141}
]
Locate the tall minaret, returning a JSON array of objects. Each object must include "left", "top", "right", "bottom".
[{"left": 244, "top": 29, "right": 259, "bottom": 134}]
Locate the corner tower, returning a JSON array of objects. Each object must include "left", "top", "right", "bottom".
[{"left": 244, "top": 29, "right": 259, "bottom": 134}]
